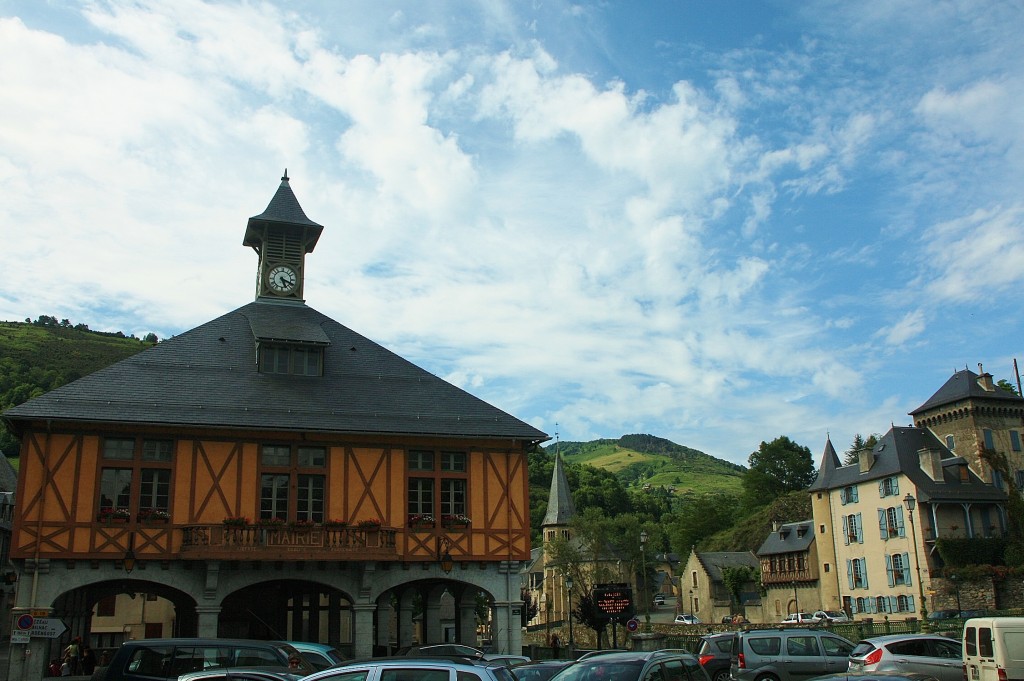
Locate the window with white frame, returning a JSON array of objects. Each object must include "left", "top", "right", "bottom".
[
  {"left": 879, "top": 476, "right": 899, "bottom": 498},
  {"left": 840, "top": 485, "right": 859, "bottom": 505},
  {"left": 887, "top": 552, "right": 912, "bottom": 586},
  {"left": 843, "top": 513, "right": 863, "bottom": 544},
  {"left": 879, "top": 506, "right": 905, "bottom": 539},
  {"left": 848, "top": 557, "right": 868, "bottom": 589}
]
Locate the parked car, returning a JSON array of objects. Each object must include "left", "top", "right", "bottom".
[
  {"left": 807, "top": 673, "right": 940, "bottom": 681},
  {"left": 546, "top": 650, "right": 708, "bottom": 681},
  {"left": 101, "top": 638, "right": 314, "bottom": 681},
  {"left": 781, "top": 613, "right": 817, "bottom": 624},
  {"left": 574, "top": 650, "right": 627, "bottom": 661},
  {"left": 306, "top": 657, "right": 516, "bottom": 681},
  {"left": 177, "top": 670, "right": 305, "bottom": 681},
  {"left": 510, "top": 660, "right": 575, "bottom": 681},
  {"left": 278, "top": 642, "right": 345, "bottom": 671},
  {"left": 675, "top": 614, "right": 702, "bottom": 624},
  {"left": 483, "top": 655, "right": 532, "bottom": 668},
  {"left": 697, "top": 632, "right": 736, "bottom": 681},
  {"left": 394, "top": 644, "right": 485, "bottom": 660},
  {"left": 654, "top": 594, "right": 667, "bottom": 605},
  {"left": 812, "top": 611, "right": 851, "bottom": 624},
  {"left": 731, "top": 626, "right": 855, "bottom": 681},
  {"left": 848, "top": 634, "right": 962, "bottom": 681}
]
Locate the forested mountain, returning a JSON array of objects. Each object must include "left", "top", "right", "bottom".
[
  {"left": 545, "top": 433, "right": 745, "bottom": 496},
  {"left": 0, "top": 318, "right": 155, "bottom": 454}
]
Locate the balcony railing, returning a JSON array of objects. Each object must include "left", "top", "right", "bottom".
[
  {"left": 761, "top": 568, "right": 814, "bottom": 584},
  {"left": 180, "top": 524, "right": 398, "bottom": 560}
]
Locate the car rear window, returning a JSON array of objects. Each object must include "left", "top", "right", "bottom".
[
  {"left": 125, "top": 645, "right": 174, "bottom": 679},
  {"left": 381, "top": 669, "right": 450, "bottom": 681},
  {"left": 887, "top": 639, "right": 929, "bottom": 657},
  {"left": 851, "top": 643, "right": 876, "bottom": 658},
  {"left": 980, "top": 628, "right": 994, "bottom": 657},
  {"left": 747, "top": 637, "right": 781, "bottom": 656}
]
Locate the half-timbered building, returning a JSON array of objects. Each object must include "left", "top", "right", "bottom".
[{"left": 2, "top": 173, "right": 547, "bottom": 680}]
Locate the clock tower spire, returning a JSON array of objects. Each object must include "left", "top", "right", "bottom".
[{"left": 243, "top": 170, "right": 324, "bottom": 301}]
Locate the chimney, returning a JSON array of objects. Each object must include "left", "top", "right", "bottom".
[
  {"left": 978, "top": 363, "right": 995, "bottom": 391},
  {"left": 859, "top": 448, "right": 874, "bottom": 473},
  {"left": 772, "top": 521, "right": 779, "bottom": 532},
  {"left": 919, "top": 448, "right": 943, "bottom": 482}
]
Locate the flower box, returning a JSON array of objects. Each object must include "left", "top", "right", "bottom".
[
  {"left": 97, "top": 508, "right": 131, "bottom": 523},
  {"left": 139, "top": 509, "right": 171, "bottom": 523},
  {"left": 442, "top": 514, "right": 471, "bottom": 529}
]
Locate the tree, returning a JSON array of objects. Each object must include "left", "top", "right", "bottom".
[
  {"left": 741, "top": 436, "right": 816, "bottom": 510},
  {"left": 997, "top": 379, "right": 1020, "bottom": 396},
  {"left": 843, "top": 433, "right": 880, "bottom": 465},
  {"left": 666, "top": 491, "right": 739, "bottom": 555},
  {"left": 721, "top": 565, "right": 760, "bottom": 616}
]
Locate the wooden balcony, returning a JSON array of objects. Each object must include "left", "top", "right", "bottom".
[
  {"left": 180, "top": 524, "right": 399, "bottom": 561},
  {"left": 761, "top": 568, "right": 815, "bottom": 585}
]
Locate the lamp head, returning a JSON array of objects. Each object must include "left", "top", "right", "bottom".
[{"left": 903, "top": 493, "right": 916, "bottom": 512}]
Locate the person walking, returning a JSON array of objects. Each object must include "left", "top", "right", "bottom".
[{"left": 80, "top": 644, "right": 97, "bottom": 676}]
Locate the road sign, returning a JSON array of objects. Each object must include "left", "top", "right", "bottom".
[
  {"left": 15, "top": 614, "right": 33, "bottom": 630},
  {"left": 626, "top": 617, "right": 639, "bottom": 632},
  {"left": 29, "top": 618, "right": 67, "bottom": 638},
  {"left": 11, "top": 630, "right": 29, "bottom": 644}
]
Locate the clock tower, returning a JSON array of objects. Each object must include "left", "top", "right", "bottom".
[{"left": 243, "top": 170, "right": 324, "bottom": 301}]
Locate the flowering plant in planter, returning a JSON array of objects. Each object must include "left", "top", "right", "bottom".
[
  {"left": 222, "top": 516, "right": 249, "bottom": 527},
  {"left": 289, "top": 519, "right": 317, "bottom": 530},
  {"left": 442, "top": 514, "right": 471, "bottom": 528},
  {"left": 323, "top": 519, "right": 348, "bottom": 528},
  {"left": 408, "top": 514, "right": 436, "bottom": 527},
  {"left": 257, "top": 517, "right": 286, "bottom": 527},
  {"left": 138, "top": 508, "right": 171, "bottom": 522},
  {"left": 98, "top": 507, "right": 131, "bottom": 522},
  {"left": 357, "top": 518, "right": 382, "bottom": 529}
]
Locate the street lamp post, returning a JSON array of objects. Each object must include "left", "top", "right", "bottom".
[
  {"left": 565, "top": 573, "right": 575, "bottom": 650},
  {"left": 903, "top": 493, "right": 931, "bottom": 632},
  {"left": 951, "top": 573, "right": 962, "bottom": 616},
  {"left": 689, "top": 588, "right": 694, "bottom": 617},
  {"left": 640, "top": 529, "right": 650, "bottom": 631},
  {"left": 792, "top": 580, "right": 798, "bottom": 615}
]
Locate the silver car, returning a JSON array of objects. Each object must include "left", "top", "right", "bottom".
[{"left": 849, "top": 634, "right": 963, "bottom": 681}]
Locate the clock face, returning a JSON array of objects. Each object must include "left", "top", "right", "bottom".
[{"left": 267, "top": 264, "right": 298, "bottom": 294}]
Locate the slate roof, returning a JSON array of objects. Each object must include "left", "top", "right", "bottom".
[
  {"left": 542, "top": 453, "right": 576, "bottom": 526},
  {"left": 757, "top": 520, "right": 815, "bottom": 556},
  {"left": 807, "top": 426, "right": 1006, "bottom": 505},
  {"left": 911, "top": 368, "right": 1024, "bottom": 415},
  {"left": 2, "top": 300, "right": 548, "bottom": 442},
  {"left": 696, "top": 551, "right": 759, "bottom": 583},
  {"left": 242, "top": 171, "right": 324, "bottom": 251}
]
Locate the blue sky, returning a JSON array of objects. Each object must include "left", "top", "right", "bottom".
[{"left": 1, "top": 1, "right": 1021, "bottom": 466}]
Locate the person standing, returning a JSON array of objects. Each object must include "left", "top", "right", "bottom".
[{"left": 80, "top": 644, "right": 97, "bottom": 676}]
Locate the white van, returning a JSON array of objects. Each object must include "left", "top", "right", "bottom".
[{"left": 963, "top": 617, "right": 1024, "bottom": 681}]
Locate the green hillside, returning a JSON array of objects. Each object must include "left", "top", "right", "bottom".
[
  {"left": 547, "top": 433, "right": 746, "bottom": 497},
  {"left": 0, "top": 319, "right": 154, "bottom": 455}
]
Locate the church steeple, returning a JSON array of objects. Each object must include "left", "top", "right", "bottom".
[
  {"left": 243, "top": 170, "right": 324, "bottom": 301},
  {"left": 542, "top": 451, "right": 576, "bottom": 528}
]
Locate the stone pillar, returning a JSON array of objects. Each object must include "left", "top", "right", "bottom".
[
  {"left": 352, "top": 604, "right": 377, "bottom": 659},
  {"left": 424, "top": 592, "right": 442, "bottom": 644},
  {"left": 491, "top": 601, "right": 523, "bottom": 655},
  {"left": 458, "top": 601, "right": 478, "bottom": 646},
  {"left": 196, "top": 606, "right": 222, "bottom": 637},
  {"left": 376, "top": 598, "right": 394, "bottom": 653}
]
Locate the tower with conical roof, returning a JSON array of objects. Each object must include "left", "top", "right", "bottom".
[
  {"left": 243, "top": 170, "right": 324, "bottom": 301},
  {"left": 542, "top": 451, "right": 576, "bottom": 544},
  {"left": 910, "top": 364, "right": 1024, "bottom": 484},
  {"left": 808, "top": 436, "right": 843, "bottom": 611}
]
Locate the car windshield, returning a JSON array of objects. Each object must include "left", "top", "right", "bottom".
[
  {"left": 551, "top": 660, "right": 643, "bottom": 681},
  {"left": 823, "top": 612, "right": 844, "bottom": 618}
]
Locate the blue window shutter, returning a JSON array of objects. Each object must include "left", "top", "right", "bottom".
[
  {"left": 847, "top": 559, "right": 854, "bottom": 589},
  {"left": 856, "top": 513, "right": 863, "bottom": 542},
  {"left": 852, "top": 486, "right": 858, "bottom": 502},
  {"left": 908, "top": 595, "right": 915, "bottom": 613},
  {"left": 893, "top": 477, "right": 899, "bottom": 495},
  {"left": 885, "top": 554, "right": 895, "bottom": 587},
  {"left": 897, "top": 505, "right": 905, "bottom": 537},
  {"left": 860, "top": 558, "right": 869, "bottom": 588},
  {"left": 843, "top": 515, "right": 850, "bottom": 545},
  {"left": 879, "top": 479, "right": 885, "bottom": 497},
  {"left": 878, "top": 509, "right": 888, "bottom": 540},
  {"left": 903, "top": 552, "right": 912, "bottom": 586},
  {"left": 850, "top": 598, "right": 858, "bottom": 614}
]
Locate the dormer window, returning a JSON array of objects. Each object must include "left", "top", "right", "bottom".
[{"left": 259, "top": 343, "right": 323, "bottom": 376}]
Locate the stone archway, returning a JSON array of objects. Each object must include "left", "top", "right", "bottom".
[{"left": 219, "top": 579, "right": 356, "bottom": 654}]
